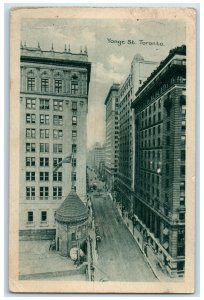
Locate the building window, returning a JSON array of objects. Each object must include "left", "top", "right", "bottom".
[
  {"left": 40, "top": 114, "right": 49, "bottom": 125},
  {"left": 71, "top": 82, "right": 78, "bottom": 94},
  {"left": 181, "top": 135, "right": 186, "bottom": 144},
  {"left": 40, "top": 187, "right": 49, "bottom": 200},
  {"left": 40, "top": 157, "right": 49, "bottom": 167},
  {"left": 180, "top": 165, "right": 185, "bottom": 176},
  {"left": 179, "top": 213, "right": 185, "bottom": 222},
  {"left": 166, "top": 136, "right": 170, "bottom": 146},
  {"left": 71, "top": 172, "right": 76, "bottom": 181},
  {"left": 26, "top": 98, "right": 36, "bottom": 109},
  {"left": 181, "top": 120, "right": 186, "bottom": 130},
  {"left": 27, "top": 211, "right": 33, "bottom": 223},
  {"left": 72, "top": 130, "right": 77, "bottom": 138},
  {"left": 54, "top": 80, "right": 62, "bottom": 93},
  {"left": 40, "top": 99, "right": 49, "bottom": 110},
  {"left": 40, "top": 172, "right": 49, "bottom": 181},
  {"left": 26, "top": 128, "right": 36, "bottom": 138},
  {"left": 53, "top": 158, "right": 62, "bottom": 167},
  {"left": 27, "top": 78, "right": 35, "bottom": 91},
  {"left": 72, "top": 101, "right": 77, "bottom": 110},
  {"left": 72, "top": 144, "right": 77, "bottom": 153},
  {"left": 72, "top": 158, "right": 76, "bottom": 167},
  {"left": 41, "top": 79, "right": 49, "bottom": 92},
  {"left": 158, "top": 112, "right": 161, "bottom": 121},
  {"left": 181, "top": 105, "right": 186, "bottom": 115},
  {"left": 181, "top": 150, "right": 186, "bottom": 161},
  {"left": 180, "top": 197, "right": 185, "bottom": 206},
  {"left": 167, "top": 121, "right": 170, "bottom": 131},
  {"left": 26, "top": 157, "right": 36, "bottom": 166},
  {"left": 40, "top": 129, "right": 49, "bottom": 138},
  {"left": 71, "top": 232, "right": 76, "bottom": 241},
  {"left": 26, "top": 114, "right": 36, "bottom": 124},
  {"left": 53, "top": 115, "right": 63, "bottom": 126},
  {"left": 26, "top": 143, "right": 35, "bottom": 152},
  {"left": 26, "top": 187, "right": 35, "bottom": 200},
  {"left": 72, "top": 116, "right": 77, "bottom": 125},
  {"left": 53, "top": 172, "right": 62, "bottom": 181},
  {"left": 53, "top": 186, "right": 62, "bottom": 200},
  {"left": 40, "top": 143, "right": 49, "bottom": 153},
  {"left": 26, "top": 172, "right": 35, "bottom": 181},
  {"left": 53, "top": 100, "right": 63, "bottom": 111},
  {"left": 53, "top": 129, "right": 63, "bottom": 139},
  {"left": 53, "top": 144, "right": 62, "bottom": 153},
  {"left": 41, "top": 211, "right": 47, "bottom": 222}
]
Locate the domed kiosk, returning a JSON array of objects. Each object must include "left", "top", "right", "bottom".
[{"left": 55, "top": 189, "right": 89, "bottom": 257}]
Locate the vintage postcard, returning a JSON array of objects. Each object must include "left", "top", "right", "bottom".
[{"left": 9, "top": 6, "right": 196, "bottom": 293}]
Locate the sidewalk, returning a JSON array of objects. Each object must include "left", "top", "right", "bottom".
[{"left": 114, "top": 201, "right": 183, "bottom": 282}]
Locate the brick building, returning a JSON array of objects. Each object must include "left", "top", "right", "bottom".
[
  {"left": 19, "top": 43, "right": 91, "bottom": 239},
  {"left": 131, "top": 45, "right": 186, "bottom": 277}
]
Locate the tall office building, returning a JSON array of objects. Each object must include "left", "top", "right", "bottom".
[
  {"left": 93, "top": 143, "right": 105, "bottom": 169},
  {"left": 19, "top": 43, "right": 91, "bottom": 239},
  {"left": 131, "top": 45, "right": 186, "bottom": 277},
  {"left": 117, "top": 54, "right": 158, "bottom": 214},
  {"left": 104, "top": 84, "right": 120, "bottom": 191}
]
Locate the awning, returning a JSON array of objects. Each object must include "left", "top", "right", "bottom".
[
  {"left": 163, "top": 242, "right": 169, "bottom": 249},
  {"left": 163, "top": 228, "right": 169, "bottom": 235}
]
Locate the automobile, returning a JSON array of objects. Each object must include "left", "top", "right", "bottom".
[{"left": 95, "top": 226, "right": 101, "bottom": 242}]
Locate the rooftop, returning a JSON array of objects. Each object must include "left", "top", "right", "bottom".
[
  {"left": 104, "top": 83, "right": 120, "bottom": 105},
  {"left": 55, "top": 190, "right": 89, "bottom": 224},
  {"left": 20, "top": 42, "right": 89, "bottom": 63},
  {"left": 135, "top": 45, "right": 186, "bottom": 97}
]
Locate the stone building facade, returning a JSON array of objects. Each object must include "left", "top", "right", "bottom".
[
  {"left": 131, "top": 45, "right": 186, "bottom": 277},
  {"left": 104, "top": 84, "right": 120, "bottom": 191},
  {"left": 19, "top": 43, "right": 91, "bottom": 239},
  {"left": 117, "top": 54, "right": 158, "bottom": 214}
]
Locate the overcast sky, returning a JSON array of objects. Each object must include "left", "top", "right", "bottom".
[{"left": 21, "top": 18, "right": 186, "bottom": 148}]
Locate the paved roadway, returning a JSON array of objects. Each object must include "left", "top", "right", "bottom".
[{"left": 88, "top": 169, "right": 157, "bottom": 282}]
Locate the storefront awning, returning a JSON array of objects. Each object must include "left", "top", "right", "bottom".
[
  {"left": 163, "top": 228, "right": 169, "bottom": 235},
  {"left": 163, "top": 242, "right": 169, "bottom": 249}
]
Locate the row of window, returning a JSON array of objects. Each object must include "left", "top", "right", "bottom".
[
  {"left": 27, "top": 210, "right": 49, "bottom": 223},
  {"left": 26, "top": 129, "right": 78, "bottom": 139},
  {"left": 26, "top": 143, "right": 77, "bottom": 153},
  {"left": 26, "top": 99, "right": 78, "bottom": 111},
  {"left": 26, "top": 114, "right": 78, "bottom": 126},
  {"left": 25, "top": 171, "right": 77, "bottom": 181},
  {"left": 26, "top": 186, "right": 62, "bottom": 200},
  {"left": 26, "top": 157, "right": 77, "bottom": 167},
  {"left": 27, "top": 78, "right": 81, "bottom": 94},
  {"left": 26, "top": 143, "right": 62, "bottom": 153}
]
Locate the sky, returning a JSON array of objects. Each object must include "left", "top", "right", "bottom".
[{"left": 21, "top": 18, "right": 186, "bottom": 148}]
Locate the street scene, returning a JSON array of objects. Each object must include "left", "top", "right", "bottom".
[
  {"left": 17, "top": 14, "right": 186, "bottom": 284},
  {"left": 88, "top": 169, "right": 157, "bottom": 282}
]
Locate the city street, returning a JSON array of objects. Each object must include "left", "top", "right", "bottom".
[{"left": 88, "top": 170, "right": 157, "bottom": 282}]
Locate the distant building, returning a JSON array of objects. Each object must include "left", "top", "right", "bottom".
[
  {"left": 19, "top": 43, "right": 91, "bottom": 239},
  {"left": 131, "top": 45, "right": 186, "bottom": 277},
  {"left": 117, "top": 54, "right": 158, "bottom": 214},
  {"left": 104, "top": 84, "right": 120, "bottom": 191},
  {"left": 93, "top": 143, "right": 105, "bottom": 169}
]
